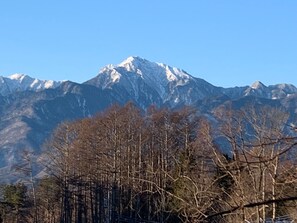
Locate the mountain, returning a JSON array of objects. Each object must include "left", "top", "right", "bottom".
[
  {"left": 0, "top": 74, "right": 63, "bottom": 96},
  {"left": 85, "top": 56, "right": 222, "bottom": 108},
  {"left": 0, "top": 56, "right": 297, "bottom": 181},
  {"left": 243, "top": 81, "right": 297, "bottom": 99},
  {"left": 86, "top": 56, "right": 297, "bottom": 104}
]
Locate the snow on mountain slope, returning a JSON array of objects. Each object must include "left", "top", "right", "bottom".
[
  {"left": 85, "top": 56, "right": 221, "bottom": 106},
  {"left": 244, "top": 81, "right": 269, "bottom": 97},
  {"left": 270, "top": 83, "right": 297, "bottom": 99},
  {"left": 87, "top": 56, "right": 191, "bottom": 97},
  {"left": 244, "top": 81, "right": 297, "bottom": 99},
  {"left": 0, "top": 74, "right": 64, "bottom": 96}
]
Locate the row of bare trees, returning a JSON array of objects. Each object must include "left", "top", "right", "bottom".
[
  {"left": 3, "top": 102, "right": 297, "bottom": 222},
  {"left": 44, "top": 103, "right": 207, "bottom": 222}
]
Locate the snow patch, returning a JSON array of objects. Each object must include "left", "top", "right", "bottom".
[
  {"left": 251, "top": 81, "right": 266, "bottom": 89},
  {"left": 8, "top": 73, "right": 26, "bottom": 80},
  {"left": 110, "top": 70, "right": 121, "bottom": 83},
  {"left": 44, "top": 80, "right": 55, "bottom": 88}
]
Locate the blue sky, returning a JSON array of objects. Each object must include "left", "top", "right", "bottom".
[{"left": 0, "top": 1, "right": 296, "bottom": 87}]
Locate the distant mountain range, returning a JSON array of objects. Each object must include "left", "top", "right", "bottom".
[
  {"left": 0, "top": 73, "right": 63, "bottom": 96},
  {"left": 1, "top": 56, "right": 297, "bottom": 181}
]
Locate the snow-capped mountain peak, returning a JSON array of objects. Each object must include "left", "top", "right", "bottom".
[
  {"left": 243, "top": 80, "right": 297, "bottom": 99},
  {"left": 119, "top": 56, "right": 144, "bottom": 68},
  {"left": 0, "top": 74, "right": 63, "bottom": 96},
  {"left": 85, "top": 56, "right": 219, "bottom": 106},
  {"left": 116, "top": 56, "right": 190, "bottom": 82},
  {"left": 87, "top": 56, "right": 193, "bottom": 93},
  {"left": 251, "top": 81, "right": 266, "bottom": 90},
  {"left": 8, "top": 73, "right": 27, "bottom": 80}
]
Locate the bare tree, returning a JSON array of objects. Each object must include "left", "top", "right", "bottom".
[{"left": 212, "top": 104, "right": 297, "bottom": 222}]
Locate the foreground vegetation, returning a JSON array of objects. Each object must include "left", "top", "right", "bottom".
[{"left": 1, "top": 102, "right": 297, "bottom": 222}]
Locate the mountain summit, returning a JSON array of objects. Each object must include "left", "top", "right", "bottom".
[
  {"left": 86, "top": 56, "right": 192, "bottom": 91},
  {"left": 85, "top": 56, "right": 220, "bottom": 107},
  {"left": 118, "top": 56, "right": 191, "bottom": 83}
]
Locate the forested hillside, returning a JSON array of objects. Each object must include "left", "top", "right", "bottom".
[{"left": 1, "top": 103, "right": 297, "bottom": 222}]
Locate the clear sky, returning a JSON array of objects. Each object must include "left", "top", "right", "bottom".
[{"left": 0, "top": 1, "right": 296, "bottom": 87}]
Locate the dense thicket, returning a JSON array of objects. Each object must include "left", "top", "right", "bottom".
[{"left": 1, "top": 103, "right": 297, "bottom": 222}]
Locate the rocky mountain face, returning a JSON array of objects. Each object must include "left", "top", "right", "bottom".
[{"left": 1, "top": 56, "right": 297, "bottom": 181}]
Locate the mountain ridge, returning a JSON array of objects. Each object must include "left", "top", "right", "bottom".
[
  {"left": 0, "top": 73, "right": 64, "bottom": 96},
  {"left": 2, "top": 56, "right": 297, "bottom": 99}
]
